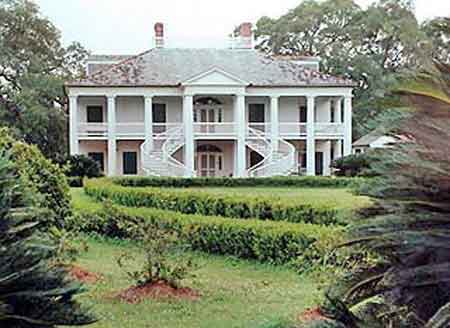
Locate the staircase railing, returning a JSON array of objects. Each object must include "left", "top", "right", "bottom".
[
  {"left": 162, "top": 126, "right": 188, "bottom": 177},
  {"left": 140, "top": 125, "right": 188, "bottom": 177},
  {"left": 246, "top": 127, "right": 273, "bottom": 177},
  {"left": 250, "top": 137, "right": 297, "bottom": 177}
]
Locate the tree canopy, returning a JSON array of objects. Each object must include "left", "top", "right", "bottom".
[
  {"left": 255, "top": 0, "right": 448, "bottom": 138},
  {"left": 0, "top": 0, "right": 89, "bottom": 161}
]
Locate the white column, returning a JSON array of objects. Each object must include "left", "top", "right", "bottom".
[
  {"left": 235, "top": 94, "right": 246, "bottom": 177},
  {"left": 144, "top": 95, "right": 153, "bottom": 151},
  {"left": 343, "top": 96, "right": 353, "bottom": 156},
  {"left": 334, "top": 98, "right": 342, "bottom": 123},
  {"left": 107, "top": 95, "right": 117, "bottom": 176},
  {"left": 334, "top": 139, "right": 342, "bottom": 159},
  {"left": 271, "top": 96, "right": 279, "bottom": 151},
  {"left": 323, "top": 141, "right": 331, "bottom": 176},
  {"left": 183, "top": 95, "right": 194, "bottom": 177},
  {"left": 306, "top": 96, "right": 316, "bottom": 176},
  {"left": 69, "top": 95, "right": 79, "bottom": 155}
]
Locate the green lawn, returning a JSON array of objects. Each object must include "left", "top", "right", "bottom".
[
  {"left": 170, "top": 186, "right": 371, "bottom": 211},
  {"left": 78, "top": 237, "right": 320, "bottom": 328}
]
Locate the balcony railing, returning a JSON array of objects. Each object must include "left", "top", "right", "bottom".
[
  {"left": 78, "top": 123, "right": 108, "bottom": 138},
  {"left": 315, "top": 123, "right": 345, "bottom": 136},
  {"left": 116, "top": 123, "right": 145, "bottom": 138},
  {"left": 193, "top": 122, "right": 237, "bottom": 137},
  {"left": 77, "top": 121, "right": 346, "bottom": 139},
  {"left": 279, "top": 123, "right": 307, "bottom": 136},
  {"left": 247, "top": 123, "right": 271, "bottom": 135}
]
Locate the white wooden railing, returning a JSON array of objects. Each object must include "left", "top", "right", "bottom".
[{"left": 193, "top": 122, "right": 237, "bottom": 137}]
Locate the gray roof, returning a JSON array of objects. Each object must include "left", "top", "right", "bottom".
[
  {"left": 69, "top": 48, "right": 355, "bottom": 87},
  {"left": 353, "top": 130, "right": 384, "bottom": 147}
]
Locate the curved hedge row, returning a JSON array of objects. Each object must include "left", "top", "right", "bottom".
[
  {"left": 84, "top": 179, "right": 341, "bottom": 225},
  {"left": 113, "top": 176, "right": 362, "bottom": 188},
  {"left": 71, "top": 192, "right": 341, "bottom": 264}
]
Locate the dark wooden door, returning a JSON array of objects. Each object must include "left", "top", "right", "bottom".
[{"left": 123, "top": 152, "right": 138, "bottom": 175}]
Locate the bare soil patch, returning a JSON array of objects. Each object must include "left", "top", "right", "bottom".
[
  {"left": 115, "top": 281, "right": 200, "bottom": 304},
  {"left": 297, "top": 307, "right": 326, "bottom": 323},
  {"left": 69, "top": 265, "right": 102, "bottom": 284}
]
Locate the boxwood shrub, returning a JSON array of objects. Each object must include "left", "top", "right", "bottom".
[
  {"left": 113, "top": 176, "right": 363, "bottom": 188},
  {"left": 71, "top": 193, "right": 342, "bottom": 265},
  {"left": 84, "top": 179, "right": 341, "bottom": 225}
]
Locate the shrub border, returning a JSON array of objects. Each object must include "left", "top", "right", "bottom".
[
  {"left": 113, "top": 176, "right": 363, "bottom": 188},
  {"left": 71, "top": 192, "right": 341, "bottom": 265},
  {"left": 84, "top": 179, "right": 342, "bottom": 225}
]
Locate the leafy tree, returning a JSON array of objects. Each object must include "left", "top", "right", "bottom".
[
  {"left": 422, "top": 17, "right": 450, "bottom": 64},
  {"left": 316, "top": 63, "right": 450, "bottom": 327},
  {"left": 254, "top": 0, "right": 436, "bottom": 138},
  {"left": 0, "top": 151, "right": 96, "bottom": 327},
  {"left": 66, "top": 155, "right": 103, "bottom": 179},
  {"left": 0, "top": 127, "right": 71, "bottom": 229},
  {"left": 0, "top": 0, "right": 89, "bottom": 161}
]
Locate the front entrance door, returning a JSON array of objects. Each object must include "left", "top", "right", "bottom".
[
  {"left": 123, "top": 151, "right": 138, "bottom": 175},
  {"left": 196, "top": 152, "right": 223, "bottom": 177}
]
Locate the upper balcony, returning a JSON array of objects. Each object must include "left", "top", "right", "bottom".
[
  {"left": 75, "top": 94, "right": 348, "bottom": 140},
  {"left": 77, "top": 121, "right": 345, "bottom": 139}
]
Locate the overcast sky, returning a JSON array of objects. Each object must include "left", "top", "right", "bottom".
[{"left": 35, "top": 0, "right": 450, "bottom": 54}]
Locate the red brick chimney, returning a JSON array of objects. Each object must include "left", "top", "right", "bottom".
[
  {"left": 235, "top": 22, "right": 253, "bottom": 49},
  {"left": 154, "top": 22, "right": 164, "bottom": 48}
]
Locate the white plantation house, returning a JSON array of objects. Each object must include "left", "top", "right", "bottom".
[{"left": 65, "top": 23, "right": 355, "bottom": 178}]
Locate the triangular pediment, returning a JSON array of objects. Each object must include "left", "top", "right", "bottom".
[{"left": 182, "top": 67, "right": 248, "bottom": 86}]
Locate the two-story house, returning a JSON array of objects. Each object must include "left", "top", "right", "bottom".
[{"left": 65, "top": 22, "right": 355, "bottom": 177}]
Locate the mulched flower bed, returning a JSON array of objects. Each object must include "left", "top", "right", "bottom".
[
  {"left": 115, "top": 280, "right": 200, "bottom": 304},
  {"left": 69, "top": 265, "right": 102, "bottom": 284}
]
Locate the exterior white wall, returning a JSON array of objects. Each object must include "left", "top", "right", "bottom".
[
  {"left": 154, "top": 96, "right": 183, "bottom": 123},
  {"left": 279, "top": 97, "right": 304, "bottom": 122},
  {"left": 78, "top": 96, "right": 107, "bottom": 122},
  {"left": 116, "top": 96, "right": 144, "bottom": 122},
  {"left": 316, "top": 97, "right": 331, "bottom": 122},
  {"left": 116, "top": 140, "right": 144, "bottom": 175}
]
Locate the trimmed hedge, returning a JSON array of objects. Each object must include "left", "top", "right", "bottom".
[
  {"left": 71, "top": 193, "right": 341, "bottom": 265},
  {"left": 113, "top": 176, "right": 362, "bottom": 188},
  {"left": 84, "top": 179, "right": 341, "bottom": 225}
]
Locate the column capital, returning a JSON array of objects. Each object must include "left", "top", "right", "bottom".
[
  {"left": 68, "top": 95, "right": 78, "bottom": 100},
  {"left": 307, "top": 95, "right": 317, "bottom": 100},
  {"left": 270, "top": 95, "right": 280, "bottom": 100},
  {"left": 107, "top": 94, "right": 117, "bottom": 100},
  {"left": 144, "top": 94, "right": 154, "bottom": 100}
]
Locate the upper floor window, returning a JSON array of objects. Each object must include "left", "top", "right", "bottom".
[
  {"left": 299, "top": 106, "right": 307, "bottom": 123},
  {"left": 152, "top": 104, "right": 167, "bottom": 123},
  {"left": 248, "top": 104, "right": 265, "bottom": 122},
  {"left": 87, "top": 106, "right": 103, "bottom": 123}
]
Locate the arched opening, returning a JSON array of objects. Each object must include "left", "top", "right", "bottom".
[{"left": 195, "top": 144, "right": 224, "bottom": 177}]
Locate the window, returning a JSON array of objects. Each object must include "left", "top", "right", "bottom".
[
  {"left": 248, "top": 104, "right": 265, "bottom": 122},
  {"left": 123, "top": 152, "right": 138, "bottom": 175},
  {"left": 152, "top": 104, "right": 166, "bottom": 123},
  {"left": 88, "top": 152, "right": 104, "bottom": 172},
  {"left": 299, "top": 106, "right": 307, "bottom": 123},
  {"left": 87, "top": 106, "right": 103, "bottom": 123}
]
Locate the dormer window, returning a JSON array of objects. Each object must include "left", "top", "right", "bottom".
[{"left": 87, "top": 106, "right": 103, "bottom": 123}]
